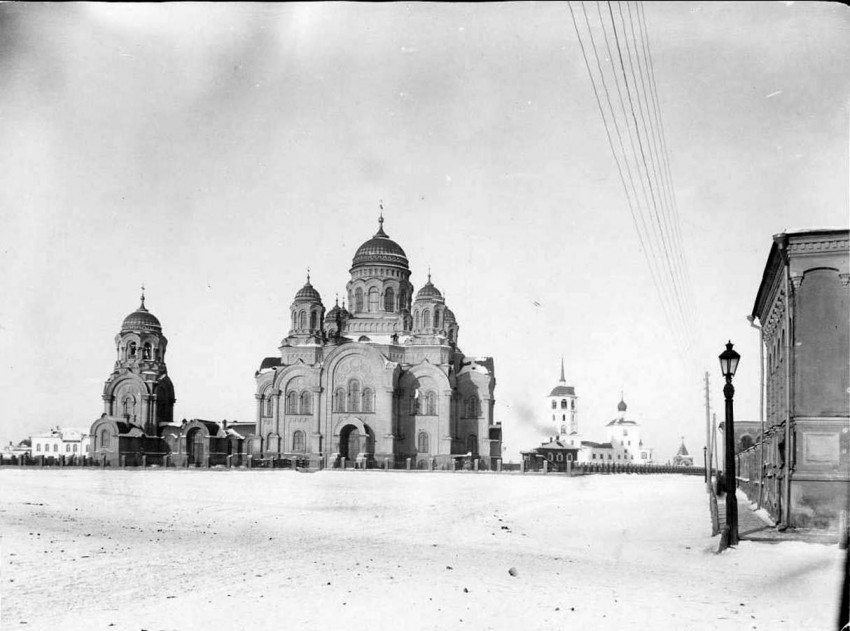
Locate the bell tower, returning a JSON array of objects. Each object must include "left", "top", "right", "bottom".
[{"left": 103, "top": 287, "right": 175, "bottom": 435}]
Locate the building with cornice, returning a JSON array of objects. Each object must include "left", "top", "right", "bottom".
[
  {"left": 739, "top": 228, "right": 849, "bottom": 531},
  {"left": 253, "top": 216, "right": 501, "bottom": 469}
]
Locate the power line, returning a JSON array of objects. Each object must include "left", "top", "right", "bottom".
[{"left": 569, "top": 1, "right": 689, "bottom": 349}]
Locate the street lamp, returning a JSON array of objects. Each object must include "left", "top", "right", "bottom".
[{"left": 719, "top": 340, "right": 741, "bottom": 546}]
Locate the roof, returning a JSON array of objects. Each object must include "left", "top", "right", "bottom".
[
  {"left": 581, "top": 441, "right": 614, "bottom": 449},
  {"left": 606, "top": 418, "right": 637, "bottom": 426},
  {"left": 676, "top": 442, "right": 690, "bottom": 456},
  {"left": 751, "top": 228, "right": 849, "bottom": 319},
  {"left": 121, "top": 298, "right": 162, "bottom": 332},
  {"left": 549, "top": 385, "right": 575, "bottom": 397},
  {"left": 351, "top": 217, "right": 409, "bottom": 271},
  {"left": 294, "top": 280, "right": 322, "bottom": 303},
  {"left": 258, "top": 357, "right": 280, "bottom": 371},
  {"left": 537, "top": 439, "right": 578, "bottom": 450}
]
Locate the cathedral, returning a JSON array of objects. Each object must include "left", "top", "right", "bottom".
[
  {"left": 88, "top": 217, "right": 502, "bottom": 470},
  {"left": 253, "top": 216, "right": 501, "bottom": 469}
]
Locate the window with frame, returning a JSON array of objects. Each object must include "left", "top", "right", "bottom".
[
  {"left": 348, "top": 380, "right": 361, "bottom": 413},
  {"left": 551, "top": 400, "right": 557, "bottom": 409},
  {"left": 292, "top": 430, "right": 306, "bottom": 453},
  {"left": 264, "top": 395, "right": 274, "bottom": 417},
  {"left": 355, "top": 288, "right": 364, "bottom": 312},
  {"left": 466, "top": 434, "right": 478, "bottom": 456},
  {"left": 384, "top": 288, "right": 395, "bottom": 312},
  {"left": 417, "top": 431, "right": 429, "bottom": 453},
  {"left": 560, "top": 399, "right": 567, "bottom": 409},
  {"left": 425, "top": 391, "right": 437, "bottom": 416},
  {"left": 287, "top": 391, "right": 299, "bottom": 414},
  {"left": 300, "top": 391, "right": 312, "bottom": 415},
  {"left": 422, "top": 309, "right": 431, "bottom": 329},
  {"left": 36, "top": 443, "right": 41, "bottom": 452},
  {"left": 53, "top": 444, "right": 58, "bottom": 452},
  {"left": 334, "top": 388, "right": 346, "bottom": 413},
  {"left": 362, "top": 388, "right": 374, "bottom": 413},
  {"left": 65, "top": 444, "right": 70, "bottom": 452},
  {"left": 368, "top": 288, "right": 379, "bottom": 312}
]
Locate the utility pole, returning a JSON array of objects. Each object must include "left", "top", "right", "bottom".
[{"left": 704, "top": 373, "right": 710, "bottom": 485}]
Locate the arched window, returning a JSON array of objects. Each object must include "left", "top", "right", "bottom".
[
  {"left": 143, "top": 343, "right": 152, "bottom": 360},
  {"left": 355, "top": 288, "right": 364, "bottom": 313},
  {"left": 362, "top": 388, "right": 374, "bottom": 413},
  {"left": 561, "top": 424, "right": 567, "bottom": 434},
  {"left": 292, "top": 311, "right": 297, "bottom": 328},
  {"left": 423, "top": 309, "right": 431, "bottom": 329},
  {"left": 348, "top": 380, "right": 361, "bottom": 413},
  {"left": 571, "top": 400, "right": 576, "bottom": 410},
  {"left": 425, "top": 391, "right": 437, "bottom": 416},
  {"left": 100, "top": 429, "right": 110, "bottom": 449},
  {"left": 368, "top": 288, "right": 379, "bottom": 312},
  {"left": 264, "top": 396, "right": 273, "bottom": 417},
  {"left": 399, "top": 291, "right": 407, "bottom": 309},
  {"left": 334, "top": 388, "right": 346, "bottom": 413},
  {"left": 417, "top": 431, "right": 430, "bottom": 453},
  {"left": 562, "top": 414, "right": 565, "bottom": 421},
  {"left": 557, "top": 453, "right": 563, "bottom": 462},
  {"left": 433, "top": 307, "right": 441, "bottom": 328},
  {"left": 466, "top": 434, "right": 478, "bottom": 456},
  {"left": 310, "top": 311, "right": 318, "bottom": 330},
  {"left": 128, "top": 342, "right": 137, "bottom": 357},
  {"left": 414, "top": 310, "right": 420, "bottom": 330},
  {"left": 561, "top": 399, "right": 568, "bottom": 409},
  {"left": 293, "top": 430, "right": 306, "bottom": 453},
  {"left": 384, "top": 288, "right": 395, "bottom": 312},
  {"left": 409, "top": 392, "right": 420, "bottom": 415},
  {"left": 300, "top": 391, "right": 312, "bottom": 415},
  {"left": 551, "top": 400, "right": 557, "bottom": 409},
  {"left": 404, "top": 316, "right": 412, "bottom": 330},
  {"left": 466, "top": 397, "right": 478, "bottom": 418},
  {"left": 287, "top": 391, "right": 298, "bottom": 414},
  {"left": 299, "top": 311, "right": 307, "bottom": 329}
]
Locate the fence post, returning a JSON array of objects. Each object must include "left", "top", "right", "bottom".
[
  {"left": 496, "top": 459, "right": 502, "bottom": 473},
  {"left": 474, "top": 459, "right": 479, "bottom": 472},
  {"left": 405, "top": 457, "right": 411, "bottom": 470}
]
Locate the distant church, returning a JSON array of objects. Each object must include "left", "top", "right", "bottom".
[
  {"left": 89, "top": 217, "right": 502, "bottom": 470},
  {"left": 253, "top": 216, "right": 501, "bottom": 469},
  {"left": 522, "top": 362, "right": 654, "bottom": 469}
]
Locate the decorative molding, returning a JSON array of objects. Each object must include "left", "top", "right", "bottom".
[{"left": 839, "top": 273, "right": 850, "bottom": 287}]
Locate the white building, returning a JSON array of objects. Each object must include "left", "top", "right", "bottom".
[
  {"left": 599, "top": 397, "right": 654, "bottom": 465},
  {"left": 30, "top": 428, "right": 91, "bottom": 459},
  {"left": 547, "top": 358, "right": 580, "bottom": 446}
]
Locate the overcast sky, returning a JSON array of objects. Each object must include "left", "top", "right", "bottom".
[{"left": 1, "top": 2, "right": 848, "bottom": 462}]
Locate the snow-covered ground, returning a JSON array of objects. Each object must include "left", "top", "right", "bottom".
[{"left": 0, "top": 470, "right": 844, "bottom": 630}]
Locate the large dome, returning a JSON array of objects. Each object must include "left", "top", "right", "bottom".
[
  {"left": 294, "top": 282, "right": 321, "bottom": 302},
  {"left": 121, "top": 297, "right": 161, "bottom": 332},
  {"left": 351, "top": 217, "right": 409, "bottom": 270}
]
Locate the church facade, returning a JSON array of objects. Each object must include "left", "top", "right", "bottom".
[{"left": 252, "top": 217, "right": 501, "bottom": 469}]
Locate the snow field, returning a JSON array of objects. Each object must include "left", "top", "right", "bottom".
[{"left": 0, "top": 469, "right": 843, "bottom": 630}]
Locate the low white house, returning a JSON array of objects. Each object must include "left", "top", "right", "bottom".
[
  {"left": 30, "top": 428, "right": 91, "bottom": 459},
  {"left": 577, "top": 398, "right": 655, "bottom": 465}
]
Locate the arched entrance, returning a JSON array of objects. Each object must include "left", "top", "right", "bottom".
[
  {"left": 187, "top": 429, "right": 205, "bottom": 466},
  {"left": 339, "top": 425, "right": 361, "bottom": 462}
]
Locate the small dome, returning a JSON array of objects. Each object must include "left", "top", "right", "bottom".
[
  {"left": 617, "top": 399, "right": 627, "bottom": 412},
  {"left": 415, "top": 270, "right": 444, "bottom": 302},
  {"left": 121, "top": 295, "right": 161, "bottom": 332},
  {"left": 549, "top": 385, "right": 575, "bottom": 397},
  {"left": 416, "top": 281, "right": 443, "bottom": 301},
  {"left": 443, "top": 306, "right": 456, "bottom": 324},
  {"left": 295, "top": 282, "right": 321, "bottom": 302},
  {"left": 351, "top": 217, "right": 409, "bottom": 270},
  {"left": 294, "top": 271, "right": 322, "bottom": 303}
]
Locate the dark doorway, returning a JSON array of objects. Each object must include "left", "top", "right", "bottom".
[
  {"left": 187, "top": 429, "right": 204, "bottom": 466},
  {"left": 340, "top": 425, "right": 360, "bottom": 463}
]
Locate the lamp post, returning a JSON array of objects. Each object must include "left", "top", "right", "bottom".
[{"left": 719, "top": 340, "right": 741, "bottom": 546}]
